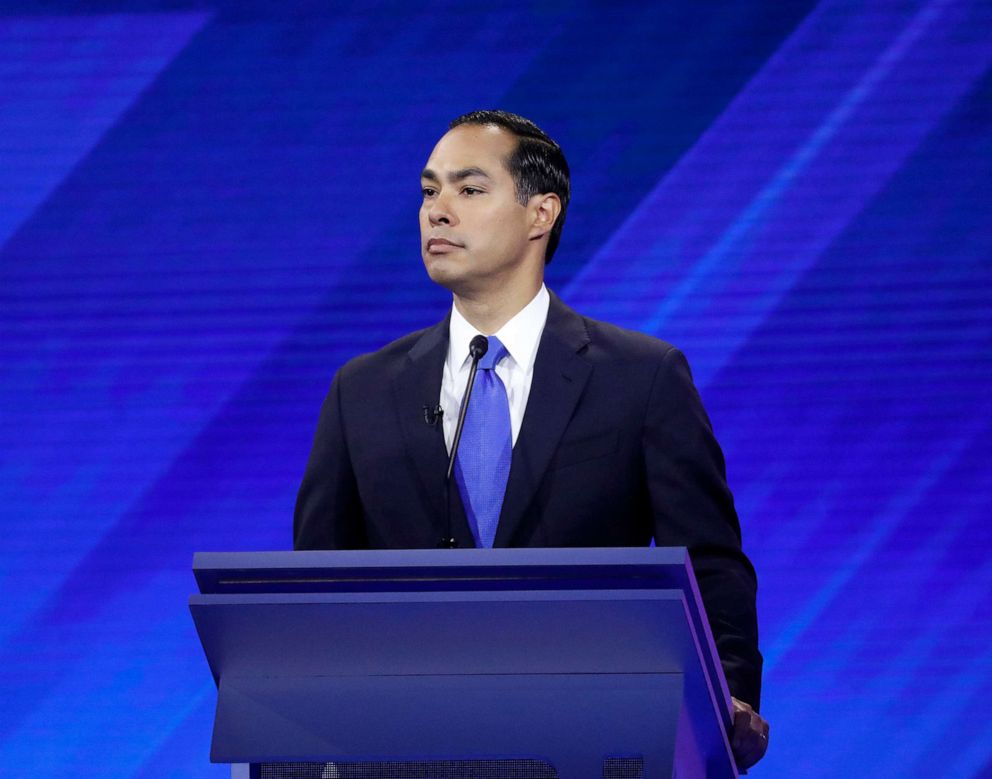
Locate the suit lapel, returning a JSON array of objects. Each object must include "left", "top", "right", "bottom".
[
  {"left": 390, "top": 317, "right": 474, "bottom": 546},
  {"left": 494, "top": 293, "right": 592, "bottom": 546}
]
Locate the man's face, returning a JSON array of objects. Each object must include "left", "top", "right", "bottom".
[{"left": 420, "top": 124, "right": 534, "bottom": 296}]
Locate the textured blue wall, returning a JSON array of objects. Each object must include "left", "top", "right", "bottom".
[{"left": 1, "top": 1, "right": 991, "bottom": 775}]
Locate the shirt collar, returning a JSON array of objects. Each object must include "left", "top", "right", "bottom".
[{"left": 447, "top": 284, "right": 550, "bottom": 372}]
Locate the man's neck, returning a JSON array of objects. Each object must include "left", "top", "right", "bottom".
[{"left": 453, "top": 278, "right": 543, "bottom": 335}]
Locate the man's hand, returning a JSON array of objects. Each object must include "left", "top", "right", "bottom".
[{"left": 731, "top": 696, "right": 769, "bottom": 771}]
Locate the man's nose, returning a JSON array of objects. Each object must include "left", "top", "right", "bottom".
[{"left": 428, "top": 193, "right": 456, "bottom": 226}]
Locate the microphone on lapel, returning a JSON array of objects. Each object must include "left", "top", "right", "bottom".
[
  {"left": 438, "top": 334, "right": 488, "bottom": 548},
  {"left": 422, "top": 404, "right": 443, "bottom": 426}
]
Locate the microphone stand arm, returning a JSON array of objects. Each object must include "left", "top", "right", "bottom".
[
  {"left": 446, "top": 358, "right": 481, "bottom": 482},
  {"left": 439, "top": 338, "right": 487, "bottom": 548}
]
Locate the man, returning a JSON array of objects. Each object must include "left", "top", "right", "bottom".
[{"left": 295, "top": 110, "right": 769, "bottom": 769}]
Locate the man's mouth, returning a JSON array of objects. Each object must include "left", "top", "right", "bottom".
[{"left": 426, "top": 238, "right": 462, "bottom": 252}]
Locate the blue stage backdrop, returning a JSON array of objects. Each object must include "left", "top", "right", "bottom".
[{"left": 1, "top": 0, "right": 990, "bottom": 775}]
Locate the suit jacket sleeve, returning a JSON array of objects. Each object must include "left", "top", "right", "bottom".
[
  {"left": 645, "top": 346, "right": 762, "bottom": 709},
  {"left": 294, "top": 369, "right": 368, "bottom": 550}
]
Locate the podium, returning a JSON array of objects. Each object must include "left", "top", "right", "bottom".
[{"left": 190, "top": 547, "right": 738, "bottom": 778}]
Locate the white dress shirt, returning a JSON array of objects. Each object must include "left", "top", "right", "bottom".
[{"left": 441, "top": 284, "right": 550, "bottom": 452}]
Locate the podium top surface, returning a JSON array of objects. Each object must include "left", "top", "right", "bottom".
[{"left": 192, "top": 547, "right": 694, "bottom": 595}]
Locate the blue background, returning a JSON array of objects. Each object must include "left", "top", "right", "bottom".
[{"left": 2, "top": 0, "right": 991, "bottom": 775}]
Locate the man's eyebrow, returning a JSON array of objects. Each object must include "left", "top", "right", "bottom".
[
  {"left": 450, "top": 166, "right": 492, "bottom": 181},
  {"left": 420, "top": 167, "right": 493, "bottom": 182}
]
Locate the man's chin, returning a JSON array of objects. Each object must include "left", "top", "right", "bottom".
[{"left": 423, "top": 256, "right": 462, "bottom": 291}]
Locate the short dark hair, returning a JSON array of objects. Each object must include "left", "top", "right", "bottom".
[{"left": 449, "top": 110, "right": 570, "bottom": 262}]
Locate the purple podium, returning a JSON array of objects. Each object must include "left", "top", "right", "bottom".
[{"left": 189, "top": 547, "right": 738, "bottom": 779}]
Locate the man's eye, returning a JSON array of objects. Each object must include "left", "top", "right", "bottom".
[
  {"left": 421, "top": 187, "right": 436, "bottom": 198},
  {"left": 462, "top": 187, "right": 482, "bottom": 196}
]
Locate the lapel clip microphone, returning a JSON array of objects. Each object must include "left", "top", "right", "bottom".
[{"left": 423, "top": 404, "right": 444, "bottom": 426}]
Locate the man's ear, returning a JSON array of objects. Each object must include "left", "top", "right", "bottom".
[{"left": 528, "top": 193, "right": 562, "bottom": 240}]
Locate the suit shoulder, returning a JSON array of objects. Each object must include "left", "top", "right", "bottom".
[
  {"left": 581, "top": 315, "right": 679, "bottom": 362},
  {"left": 337, "top": 325, "right": 436, "bottom": 382}
]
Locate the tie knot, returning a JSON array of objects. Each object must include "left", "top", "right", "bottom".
[{"left": 479, "top": 336, "right": 508, "bottom": 370}]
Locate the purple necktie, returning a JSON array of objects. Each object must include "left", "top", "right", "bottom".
[{"left": 455, "top": 336, "right": 511, "bottom": 548}]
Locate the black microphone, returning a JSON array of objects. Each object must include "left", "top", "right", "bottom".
[
  {"left": 438, "top": 334, "right": 488, "bottom": 548},
  {"left": 423, "top": 404, "right": 443, "bottom": 426}
]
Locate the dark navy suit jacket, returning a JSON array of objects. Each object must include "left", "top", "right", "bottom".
[{"left": 294, "top": 292, "right": 762, "bottom": 708}]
